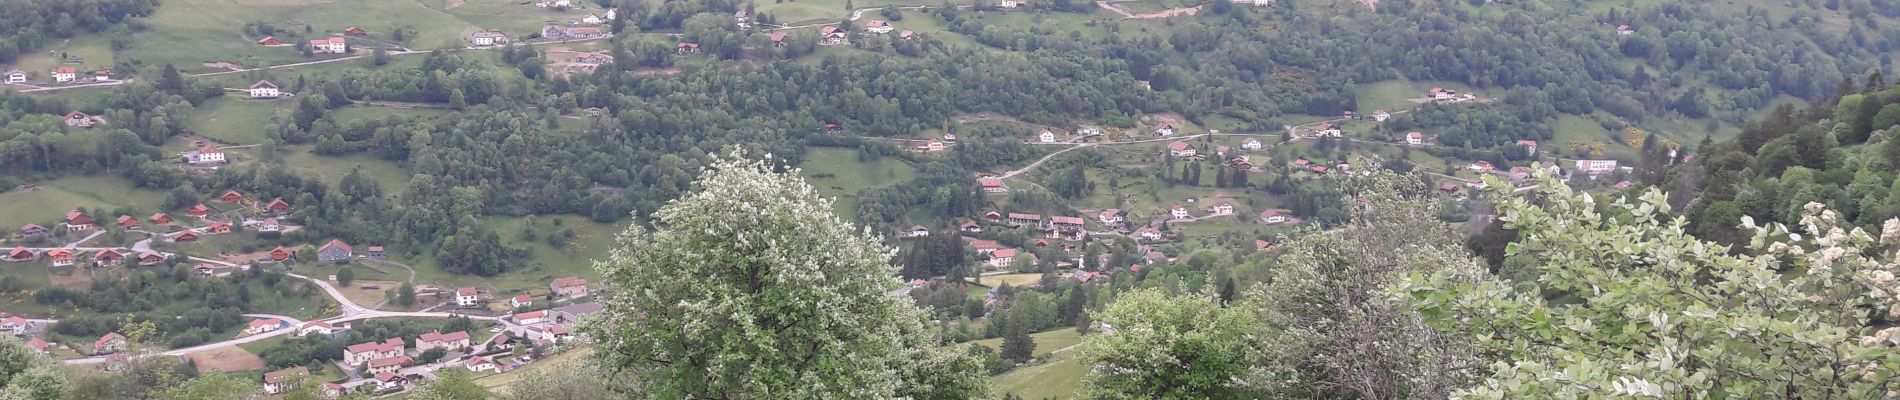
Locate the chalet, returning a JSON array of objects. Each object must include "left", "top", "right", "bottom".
[
  {"left": 46, "top": 249, "right": 75, "bottom": 267},
  {"left": 116, "top": 215, "right": 139, "bottom": 229},
  {"left": 308, "top": 36, "right": 347, "bottom": 54},
  {"left": 1154, "top": 123, "right": 1175, "bottom": 136},
  {"left": 344, "top": 338, "right": 406, "bottom": 366},
  {"left": 515, "top": 310, "right": 549, "bottom": 326},
  {"left": 1006, "top": 213, "right": 1043, "bottom": 227},
  {"left": 148, "top": 213, "right": 172, "bottom": 225},
  {"left": 551, "top": 276, "right": 589, "bottom": 298},
  {"left": 1516, "top": 140, "right": 1538, "bottom": 154},
  {"left": 1170, "top": 205, "right": 1190, "bottom": 220},
  {"left": 978, "top": 178, "right": 1007, "bottom": 193},
  {"left": 1439, "top": 183, "right": 1459, "bottom": 194},
  {"left": 986, "top": 248, "right": 1018, "bottom": 269},
  {"left": 298, "top": 321, "right": 351, "bottom": 337},
  {"left": 466, "top": 356, "right": 497, "bottom": 372},
  {"left": 1050, "top": 216, "right": 1085, "bottom": 229},
  {"left": 170, "top": 231, "right": 200, "bottom": 242},
  {"left": 1573, "top": 159, "right": 1618, "bottom": 175},
  {"left": 1133, "top": 226, "right": 1163, "bottom": 242},
  {"left": 769, "top": 32, "right": 789, "bottom": 47},
  {"left": 186, "top": 204, "right": 211, "bottom": 218},
  {"left": 344, "top": 26, "right": 368, "bottom": 35},
  {"left": 1207, "top": 202, "right": 1234, "bottom": 216},
  {"left": 19, "top": 224, "right": 47, "bottom": 236},
  {"left": 1313, "top": 123, "right": 1342, "bottom": 137},
  {"left": 984, "top": 211, "right": 1004, "bottom": 223},
  {"left": 1168, "top": 141, "right": 1195, "bottom": 157},
  {"left": 455, "top": 287, "right": 480, "bottom": 307},
  {"left": 52, "top": 66, "right": 76, "bottom": 83},
  {"left": 266, "top": 198, "right": 293, "bottom": 213},
  {"left": 733, "top": 10, "right": 749, "bottom": 26},
  {"left": 244, "top": 318, "right": 289, "bottom": 335},
  {"left": 899, "top": 30, "right": 914, "bottom": 40},
  {"left": 207, "top": 221, "right": 232, "bottom": 234},
  {"left": 1468, "top": 161, "right": 1494, "bottom": 173},
  {"left": 257, "top": 218, "right": 281, "bottom": 233},
  {"left": 136, "top": 251, "right": 165, "bottom": 266},
  {"left": 676, "top": 42, "right": 700, "bottom": 54},
  {"left": 1616, "top": 25, "right": 1634, "bottom": 35},
  {"left": 470, "top": 30, "right": 509, "bottom": 46},
  {"left": 1039, "top": 130, "right": 1058, "bottom": 143},
  {"left": 257, "top": 36, "right": 283, "bottom": 46},
  {"left": 5, "top": 247, "right": 32, "bottom": 262},
  {"left": 366, "top": 246, "right": 386, "bottom": 259},
  {"left": 960, "top": 221, "right": 983, "bottom": 233},
  {"left": 65, "top": 210, "right": 95, "bottom": 231},
  {"left": 248, "top": 80, "right": 281, "bottom": 98},
  {"left": 187, "top": 145, "right": 226, "bottom": 165},
  {"left": 95, "top": 249, "right": 125, "bottom": 266},
  {"left": 1373, "top": 109, "right": 1391, "bottom": 122},
  {"left": 486, "top": 335, "right": 516, "bottom": 352},
  {"left": 525, "top": 324, "right": 572, "bottom": 343},
  {"left": 3, "top": 70, "right": 25, "bottom": 84},
  {"left": 64, "top": 111, "right": 97, "bottom": 128},
  {"left": 94, "top": 332, "right": 127, "bottom": 355},
  {"left": 1, "top": 316, "right": 29, "bottom": 335},
  {"left": 267, "top": 246, "right": 294, "bottom": 262},
  {"left": 366, "top": 357, "right": 410, "bottom": 375},
  {"left": 511, "top": 295, "right": 534, "bottom": 308},
  {"left": 317, "top": 239, "right": 353, "bottom": 262},
  {"left": 865, "top": 20, "right": 894, "bottom": 33},
  {"left": 263, "top": 367, "right": 309, "bottom": 394},
  {"left": 1309, "top": 165, "right": 1330, "bottom": 174},
  {"left": 1260, "top": 210, "right": 1288, "bottom": 224},
  {"left": 1428, "top": 87, "right": 1457, "bottom": 101},
  {"left": 820, "top": 26, "right": 846, "bottom": 45},
  {"left": 1229, "top": 156, "right": 1255, "bottom": 170},
  {"left": 1098, "top": 209, "right": 1123, "bottom": 225},
  {"left": 416, "top": 331, "right": 471, "bottom": 352},
  {"left": 1242, "top": 138, "right": 1262, "bottom": 150},
  {"left": 905, "top": 226, "right": 930, "bottom": 238},
  {"left": 1406, "top": 132, "right": 1424, "bottom": 145}
]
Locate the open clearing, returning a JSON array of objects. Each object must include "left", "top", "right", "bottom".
[
  {"left": 969, "top": 273, "right": 1044, "bottom": 288},
  {"left": 0, "top": 176, "right": 169, "bottom": 230},
  {"left": 185, "top": 346, "right": 267, "bottom": 373},
  {"left": 475, "top": 346, "right": 593, "bottom": 390},
  {"left": 796, "top": 146, "right": 917, "bottom": 217}
]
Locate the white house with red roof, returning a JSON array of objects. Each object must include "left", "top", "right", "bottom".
[
  {"left": 244, "top": 318, "right": 289, "bottom": 335},
  {"left": 1313, "top": 123, "right": 1342, "bottom": 137},
  {"left": 820, "top": 26, "right": 846, "bottom": 45},
  {"left": 1428, "top": 87, "right": 1457, "bottom": 100},
  {"left": 1133, "top": 226, "right": 1163, "bottom": 241},
  {"left": 45, "top": 249, "right": 75, "bottom": 267},
  {"left": 416, "top": 331, "right": 471, "bottom": 352},
  {"left": 865, "top": 20, "right": 894, "bottom": 33},
  {"left": 52, "top": 67, "right": 76, "bottom": 83},
  {"left": 344, "top": 338, "right": 405, "bottom": 366},
  {"left": 1574, "top": 159, "right": 1619, "bottom": 175},
  {"left": 525, "top": 324, "right": 572, "bottom": 343},
  {"left": 1207, "top": 201, "right": 1234, "bottom": 216},
  {"left": 317, "top": 239, "right": 353, "bottom": 262},
  {"left": 308, "top": 36, "right": 347, "bottom": 54},
  {"left": 65, "top": 210, "right": 95, "bottom": 231},
  {"left": 1, "top": 316, "right": 30, "bottom": 336},
  {"left": 1406, "top": 132, "right": 1424, "bottom": 145},
  {"left": 1168, "top": 141, "right": 1195, "bottom": 157},
  {"left": 1373, "top": 109, "right": 1391, "bottom": 122},
  {"left": 188, "top": 145, "right": 225, "bottom": 165},
  {"left": 1098, "top": 209, "right": 1123, "bottom": 225},
  {"left": 514, "top": 310, "right": 549, "bottom": 325},
  {"left": 967, "top": 239, "right": 1001, "bottom": 255},
  {"left": 1260, "top": 210, "right": 1288, "bottom": 224},
  {"left": 986, "top": 248, "right": 1018, "bottom": 269},
  {"left": 263, "top": 367, "right": 309, "bottom": 394},
  {"left": 299, "top": 320, "right": 351, "bottom": 337},
  {"left": 454, "top": 287, "right": 480, "bottom": 307},
  {"left": 510, "top": 295, "right": 534, "bottom": 308},
  {"left": 465, "top": 356, "right": 497, "bottom": 372},
  {"left": 1154, "top": 123, "right": 1175, "bottom": 136},
  {"left": 1169, "top": 205, "right": 1190, "bottom": 220},
  {"left": 978, "top": 177, "right": 1006, "bottom": 193},
  {"left": 248, "top": 80, "right": 280, "bottom": 98},
  {"left": 63, "top": 111, "right": 97, "bottom": 128},
  {"left": 551, "top": 277, "right": 589, "bottom": 298}
]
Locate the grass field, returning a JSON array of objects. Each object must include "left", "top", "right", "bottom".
[
  {"left": 0, "top": 176, "right": 169, "bottom": 230},
  {"left": 1354, "top": 79, "right": 1484, "bottom": 114},
  {"left": 475, "top": 346, "right": 594, "bottom": 391},
  {"left": 191, "top": 97, "right": 288, "bottom": 144},
  {"left": 796, "top": 146, "right": 918, "bottom": 217},
  {"left": 276, "top": 145, "right": 412, "bottom": 191},
  {"left": 117, "top": 0, "right": 511, "bottom": 70},
  {"left": 1550, "top": 113, "right": 1626, "bottom": 159},
  {"left": 398, "top": 215, "right": 622, "bottom": 292},
  {"left": 969, "top": 273, "right": 1044, "bottom": 287},
  {"left": 7, "top": 36, "right": 116, "bottom": 82},
  {"left": 972, "top": 329, "right": 1090, "bottom": 399}
]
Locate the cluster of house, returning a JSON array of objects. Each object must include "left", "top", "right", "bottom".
[
  {"left": 275, "top": 299, "right": 602, "bottom": 396},
  {"left": 1426, "top": 87, "right": 1476, "bottom": 103},
  {"left": 541, "top": 25, "right": 606, "bottom": 41},
  {"left": 911, "top": 133, "right": 956, "bottom": 153},
  {"left": 182, "top": 144, "right": 228, "bottom": 165},
  {"left": 3, "top": 66, "right": 113, "bottom": 85},
  {"left": 1, "top": 313, "right": 50, "bottom": 356},
  {"left": 1339, "top": 109, "right": 1392, "bottom": 122},
  {"left": 5, "top": 246, "right": 169, "bottom": 268},
  {"left": 817, "top": 20, "right": 917, "bottom": 46},
  {"left": 257, "top": 26, "right": 367, "bottom": 48}
]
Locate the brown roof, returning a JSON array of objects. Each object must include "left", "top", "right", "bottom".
[
  {"left": 418, "top": 331, "right": 470, "bottom": 343},
  {"left": 553, "top": 276, "right": 587, "bottom": 288},
  {"left": 320, "top": 239, "right": 352, "bottom": 253}
]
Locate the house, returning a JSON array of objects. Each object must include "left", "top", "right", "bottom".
[
  {"left": 1616, "top": 25, "right": 1634, "bottom": 35},
  {"left": 604, "top": 7, "right": 618, "bottom": 20},
  {"left": 344, "top": 338, "right": 406, "bottom": 366},
  {"left": 1170, "top": 205, "right": 1190, "bottom": 220},
  {"left": 986, "top": 248, "right": 1018, "bottom": 269},
  {"left": 45, "top": 249, "right": 75, "bottom": 267},
  {"left": 215, "top": 190, "right": 244, "bottom": 202},
  {"left": 1241, "top": 138, "right": 1262, "bottom": 150},
  {"left": 525, "top": 324, "right": 573, "bottom": 343},
  {"left": 978, "top": 178, "right": 1007, "bottom": 193},
  {"left": 417, "top": 331, "right": 471, "bottom": 352},
  {"left": 551, "top": 277, "right": 590, "bottom": 298},
  {"left": 1516, "top": 140, "right": 1538, "bottom": 155},
  {"left": 899, "top": 30, "right": 913, "bottom": 40},
  {"left": 536, "top": 0, "right": 572, "bottom": 7},
  {"left": 466, "top": 357, "right": 497, "bottom": 372},
  {"left": 1006, "top": 213, "right": 1042, "bottom": 227},
  {"left": 170, "top": 231, "right": 200, "bottom": 242},
  {"left": 317, "top": 239, "right": 352, "bottom": 262},
  {"left": 269, "top": 246, "right": 294, "bottom": 262},
  {"left": 1406, "top": 132, "right": 1424, "bottom": 145},
  {"left": 65, "top": 210, "right": 95, "bottom": 231},
  {"left": 1133, "top": 226, "right": 1163, "bottom": 241},
  {"left": 248, "top": 80, "right": 280, "bottom": 98},
  {"left": 1229, "top": 156, "right": 1255, "bottom": 170},
  {"left": 1039, "top": 130, "right": 1058, "bottom": 143},
  {"left": 455, "top": 287, "right": 480, "bottom": 307},
  {"left": 308, "top": 36, "right": 347, "bottom": 54},
  {"left": 1, "top": 316, "right": 30, "bottom": 336},
  {"left": 366, "top": 246, "right": 385, "bottom": 259},
  {"left": 25, "top": 337, "right": 49, "bottom": 355},
  {"left": 486, "top": 335, "right": 517, "bottom": 352},
  {"left": 244, "top": 318, "right": 289, "bottom": 335},
  {"left": 1373, "top": 109, "right": 1390, "bottom": 122},
  {"left": 64, "top": 111, "right": 99, "bottom": 128},
  {"left": 1308, "top": 165, "right": 1329, "bottom": 174},
  {"left": 136, "top": 252, "right": 165, "bottom": 266},
  {"left": 148, "top": 213, "right": 172, "bottom": 225},
  {"left": 1168, "top": 141, "right": 1196, "bottom": 157},
  {"left": 344, "top": 26, "right": 368, "bottom": 35},
  {"left": 1207, "top": 202, "right": 1234, "bottom": 216},
  {"left": 960, "top": 221, "right": 983, "bottom": 233},
  {"left": 1098, "top": 209, "right": 1123, "bottom": 225},
  {"left": 1260, "top": 210, "right": 1288, "bottom": 224},
  {"left": 4, "top": 70, "right": 27, "bottom": 84},
  {"left": 266, "top": 198, "right": 293, "bottom": 213},
  {"left": 514, "top": 310, "right": 548, "bottom": 325},
  {"left": 1575, "top": 159, "right": 1619, "bottom": 175},
  {"left": 207, "top": 221, "right": 232, "bottom": 234},
  {"left": 1215, "top": 145, "right": 1231, "bottom": 156},
  {"left": 373, "top": 372, "right": 408, "bottom": 391},
  {"left": 511, "top": 295, "right": 534, "bottom": 308},
  {"left": 1614, "top": 180, "right": 1633, "bottom": 189},
  {"left": 470, "top": 30, "right": 509, "bottom": 46},
  {"left": 52, "top": 67, "right": 76, "bottom": 83},
  {"left": 263, "top": 367, "right": 309, "bottom": 394},
  {"left": 582, "top": 14, "right": 604, "bottom": 25},
  {"left": 94, "top": 332, "right": 127, "bottom": 355},
  {"left": 543, "top": 25, "right": 604, "bottom": 40},
  {"left": 1343, "top": 110, "right": 1356, "bottom": 119},
  {"left": 18, "top": 224, "right": 48, "bottom": 236},
  {"left": 574, "top": 52, "right": 612, "bottom": 64},
  {"left": 1313, "top": 123, "right": 1342, "bottom": 137},
  {"left": 5, "top": 247, "right": 33, "bottom": 262},
  {"left": 676, "top": 42, "right": 700, "bottom": 54},
  {"left": 999, "top": 0, "right": 1020, "bottom": 7},
  {"left": 733, "top": 10, "right": 749, "bottom": 26},
  {"left": 95, "top": 249, "right": 125, "bottom": 266},
  {"left": 820, "top": 26, "right": 846, "bottom": 45},
  {"left": 257, "top": 218, "right": 281, "bottom": 233},
  {"left": 366, "top": 357, "right": 410, "bottom": 375},
  {"left": 967, "top": 239, "right": 1001, "bottom": 255},
  {"left": 298, "top": 321, "right": 351, "bottom": 337},
  {"left": 1509, "top": 166, "right": 1532, "bottom": 181},
  {"left": 94, "top": 69, "right": 111, "bottom": 81},
  {"left": 103, "top": 353, "right": 130, "bottom": 371},
  {"left": 1429, "top": 87, "right": 1457, "bottom": 101},
  {"left": 257, "top": 36, "right": 282, "bottom": 46},
  {"left": 1468, "top": 161, "right": 1495, "bottom": 173},
  {"left": 769, "top": 32, "right": 789, "bottom": 47},
  {"left": 905, "top": 226, "right": 930, "bottom": 238},
  {"left": 185, "top": 204, "right": 211, "bottom": 218},
  {"left": 551, "top": 302, "right": 604, "bottom": 325},
  {"left": 1050, "top": 216, "right": 1085, "bottom": 229},
  {"left": 1155, "top": 123, "right": 1175, "bottom": 136},
  {"left": 188, "top": 145, "right": 226, "bottom": 164},
  {"left": 116, "top": 215, "right": 139, "bottom": 230},
  {"left": 1439, "top": 183, "right": 1460, "bottom": 194},
  {"left": 918, "top": 140, "right": 945, "bottom": 152},
  {"left": 865, "top": 20, "right": 894, "bottom": 33},
  {"left": 984, "top": 211, "right": 1004, "bottom": 223}
]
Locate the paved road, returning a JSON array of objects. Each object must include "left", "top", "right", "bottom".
[
  {"left": 187, "top": 35, "right": 614, "bottom": 78},
  {"left": 13, "top": 79, "right": 132, "bottom": 93}
]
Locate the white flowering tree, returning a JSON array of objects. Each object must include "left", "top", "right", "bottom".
[
  {"left": 1077, "top": 288, "right": 1268, "bottom": 399},
  {"left": 587, "top": 151, "right": 985, "bottom": 400},
  {"left": 1399, "top": 174, "right": 1900, "bottom": 398}
]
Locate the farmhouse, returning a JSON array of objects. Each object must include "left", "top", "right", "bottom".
[
  {"left": 1574, "top": 159, "right": 1618, "bottom": 175},
  {"left": 64, "top": 111, "right": 96, "bottom": 128},
  {"left": 1373, "top": 109, "right": 1390, "bottom": 122},
  {"left": 1207, "top": 202, "right": 1235, "bottom": 216},
  {"left": 455, "top": 287, "right": 480, "bottom": 307},
  {"left": 1242, "top": 138, "right": 1262, "bottom": 150},
  {"left": 308, "top": 36, "right": 347, "bottom": 54},
  {"left": 1133, "top": 226, "right": 1163, "bottom": 241},
  {"left": 187, "top": 145, "right": 226, "bottom": 165},
  {"left": 1, "top": 316, "right": 30, "bottom": 336},
  {"left": 543, "top": 25, "right": 604, "bottom": 40},
  {"left": 1168, "top": 141, "right": 1195, "bottom": 157},
  {"left": 262, "top": 367, "right": 308, "bottom": 394},
  {"left": 1428, "top": 87, "right": 1457, "bottom": 100},
  {"left": 865, "top": 20, "right": 894, "bottom": 33},
  {"left": 978, "top": 177, "right": 1006, "bottom": 193},
  {"left": 1406, "top": 132, "right": 1424, "bottom": 145},
  {"left": 1313, "top": 123, "right": 1342, "bottom": 137},
  {"left": 373, "top": 372, "right": 408, "bottom": 391},
  {"left": 1260, "top": 210, "right": 1288, "bottom": 224},
  {"left": 65, "top": 210, "right": 94, "bottom": 231},
  {"left": 416, "top": 331, "right": 471, "bottom": 352},
  {"left": 536, "top": 0, "right": 571, "bottom": 7},
  {"left": 4, "top": 70, "right": 26, "bottom": 84},
  {"left": 1170, "top": 205, "right": 1191, "bottom": 220},
  {"left": 1098, "top": 209, "right": 1123, "bottom": 225},
  {"left": 582, "top": 14, "right": 604, "bottom": 25},
  {"left": 968, "top": 239, "right": 1001, "bottom": 255},
  {"left": 317, "top": 239, "right": 353, "bottom": 262},
  {"left": 24, "top": 338, "right": 48, "bottom": 355},
  {"left": 511, "top": 295, "right": 534, "bottom": 308},
  {"left": 733, "top": 10, "right": 749, "bottom": 26},
  {"left": 1050, "top": 216, "right": 1085, "bottom": 229},
  {"left": 52, "top": 67, "right": 76, "bottom": 83},
  {"left": 244, "top": 318, "right": 289, "bottom": 335},
  {"left": 1468, "top": 161, "right": 1495, "bottom": 173},
  {"left": 470, "top": 30, "right": 509, "bottom": 46},
  {"left": 1154, "top": 123, "right": 1175, "bottom": 136},
  {"left": 900, "top": 30, "right": 913, "bottom": 40},
  {"left": 986, "top": 248, "right": 1018, "bottom": 269},
  {"left": 820, "top": 26, "right": 846, "bottom": 45},
  {"left": 257, "top": 36, "right": 282, "bottom": 46},
  {"left": 344, "top": 338, "right": 406, "bottom": 366},
  {"left": 94, "top": 332, "right": 127, "bottom": 355},
  {"left": 248, "top": 80, "right": 280, "bottom": 98},
  {"left": 552, "top": 277, "right": 590, "bottom": 298}
]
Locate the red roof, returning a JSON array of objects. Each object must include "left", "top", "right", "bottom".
[
  {"left": 95, "top": 248, "right": 124, "bottom": 261},
  {"left": 66, "top": 210, "right": 92, "bottom": 224},
  {"left": 95, "top": 332, "right": 125, "bottom": 350},
  {"left": 553, "top": 276, "right": 588, "bottom": 288},
  {"left": 187, "top": 204, "right": 210, "bottom": 215},
  {"left": 46, "top": 249, "right": 73, "bottom": 259},
  {"left": 418, "top": 331, "right": 470, "bottom": 343},
  {"left": 264, "top": 367, "right": 309, "bottom": 384},
  {"left": 347, "top": 338, "right": 405, "bottom": 354},
  {"left": 250, "top": 318, "right": 283, "bottom": 328},
  {"left": 149, "top": 213, "right": 171, "bottom": 223},
  {"left": 677, "top": 42, "right": 699, "bottom": 49},
  {"left": 25, "top": 337, "right": 47, "bottom": 351},
  {"left": 1007, "top": 213, "right": 1041, "bottom": 220},
  {"left": 7, "top": 246, "right": 31, "bottom": 258},
  {"left": 514, "top": 294, "right": 533, "bottom": 302},
  {"left": 456, "top": 287, "right": 477, "bottom": 296},
  {"left": 368, "top": 356, "right": 411, "bottom": 368},
  {"left": 977, "top": 178, "right": 1003, "bottom": 188},
  {"left": 267, "top": 198, "right": 292, "bottom": 211},
  {"left": 1050, "top": 216, "right": 1084, "bottom": 225},
  {"left": 867, "top": 20, "right": 888, "bottom": 28},
  {"left": 992, "top": 248, "right": 1017, "bottom": 258},
  {"left": 1168, "top": 141, "right": 1190, "bottom": 151},
  {"left": 515, "top": 310, "right": 547, "bottom": 320},
  {"left": 769, "top": 32, "right": 788, "bottom": 42},
  {"left": 54, "top": 67, "right": 76, "bottom": 74},
  {"left": 968, "top": 239, "right": 1000, "bottom": 250},
  {"left": 117, "top": 215, "right": 138, "bottom": 226},
  {"left": 257, "top": 36, "right": 281, "bottom": 45}
]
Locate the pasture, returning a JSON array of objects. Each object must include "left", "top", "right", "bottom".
[
  {"left": 796, "top": 146, "right": 918, "bottom": 217},
  {"left": 0, "top": 176, "right": 169, "bottom": 230}
]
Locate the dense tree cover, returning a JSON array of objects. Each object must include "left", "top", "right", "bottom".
[
  {"left": 0, "top": 0, "right": 159, "bottom": 64},
  {"left": 37, "top": 267, "right": 317, "bottom": 348},
  {"left": 0, "top": 336, "right": 69, "bottom": 400}
]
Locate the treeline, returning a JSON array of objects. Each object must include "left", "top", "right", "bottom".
[
  {"left": 0, "top": 0, "right": 159, "bottom": 64},
  {"left": 38, "top": 267, "right": 319, "bottom": 348}
]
